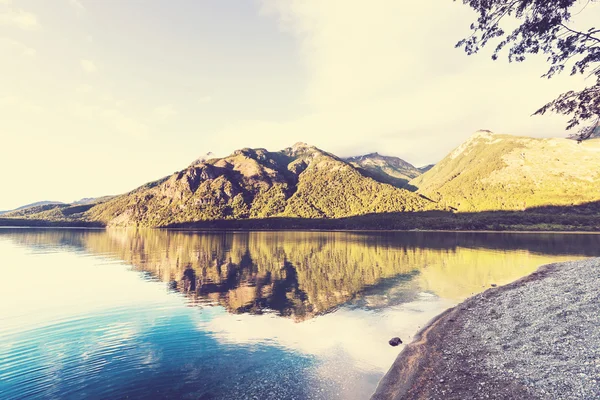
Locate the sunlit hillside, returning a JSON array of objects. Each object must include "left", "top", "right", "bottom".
[
  {"left": 411, "top": 131, "right": 600, "bottom": 211},
  {"left": 84, "top": 143, "right": 432, "bottom": 227},
  {"left": 5, "top": 133, "right": 600, "bottom": 229}
]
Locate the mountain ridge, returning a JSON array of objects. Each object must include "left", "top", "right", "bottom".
[
  {"left": 6, "top": 132, "right": 600, "bottom": 229},
  {"left": 0, "top": 201, "right": 65, "bottom": 216},
  {"left": 345, "top": 152, "right": 422, "bottom": 189},
  {"left": 84, "top": 143, "right": 433, "bottom": 227}
]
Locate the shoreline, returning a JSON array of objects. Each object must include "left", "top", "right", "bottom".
[
  {"left": 1, "top": 222, "right": 600, "bottom": 235},
  {"left": 4, "top": 208, "right": 600, "bottom": 233},
  {"left": 3, "top": 225, "right": 600, "bottom": 235},
  {"left": 371, "top": 258, "right": 600, "bottom": 399},
  {"left": 166, "top": 228, "right": 600, "bottom": 235}
]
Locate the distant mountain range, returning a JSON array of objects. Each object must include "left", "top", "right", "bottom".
[
  {"left": 418, "top": 164, "right": 435, "bottom": 174},
  {"left": 0, "top": 201, "right": 65, "bottom": 216},
  {"left": 72, "top": 196, "right": 115, "bottom": 205},
  {"left": 4, "top": 132, "right": 600, "bottom": 228},
  {"left": 1, "top": 196, "right": 114, "bottom": 219},
  {"left": 345, "top": 152, "right": 421, "bottom": 188}
]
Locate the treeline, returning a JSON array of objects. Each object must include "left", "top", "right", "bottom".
[
  {"left": 167, "top": 209, "right": 600, "bottom": 232},
  {"left": 0, "top": 217, "right": 103, "bottom": 228}
]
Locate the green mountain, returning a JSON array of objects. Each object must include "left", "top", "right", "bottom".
[
  {"left": 345, "top": 152, "right": 422, "bottom": 188},
  {"left": 0, "top": 201, "right": 65, "bottom": 216},
  {"left": 1, "top": 196, "right": 114, "bottom": 220},
  {"left": 410, "top": 130, "right": 600, "bottom": 212},
  {"left": 85, "top": 143, "right": 433, "bottom": 227},
  {"left": 8, "top": 134, "right": 600, "bottom": 229}
]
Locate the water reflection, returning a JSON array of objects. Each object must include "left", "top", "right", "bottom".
[
  {"left": 2, "top": 229, "right": 600, "bottom": 399},
  {"left": 5, "top": 229, "right": 600, "bottom": 321}
]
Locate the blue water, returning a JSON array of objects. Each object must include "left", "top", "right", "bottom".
[
  {"left": 2, "top": 308, "right": 319, "bottom": 400},
  {"left": 1, "top": 229, "right": 599, "bottom": 399}
]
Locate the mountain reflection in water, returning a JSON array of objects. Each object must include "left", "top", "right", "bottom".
[
  {"left": 7, "top": 229, "right": 600, "bottom": 321},
  {"left": 2, "top": 229, "right": 600, "bottom": 400}
]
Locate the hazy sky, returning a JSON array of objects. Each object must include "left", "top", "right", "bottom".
[{"left": 1, "top": 0, "right": 598, "bottom": 210}]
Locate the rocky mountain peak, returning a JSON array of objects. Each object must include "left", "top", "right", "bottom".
[
  {"left": 283, "top": 142, "right": 320, "bottom": 158},
  {"left": 189, "top": 152, "right": 216, "bottom": 166},
  {"left": 292, "top": 142, "right": 310, "bottom": 149},
  {"left": 471, "top": 130, "right": 496, "bottom": 140}
]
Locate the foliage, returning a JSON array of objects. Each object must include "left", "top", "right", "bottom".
[
  {"left": 81, "top": 145, "right": 432, "bottom": 227},
  {"left": 457, "top": 0, "right": 600, "bottom": 136},
  {"left": 166, "top": 208, "right": 600, "bottom": 232},
  {"left": 1, "top": 203, "right": 96, "bottom": 221}
]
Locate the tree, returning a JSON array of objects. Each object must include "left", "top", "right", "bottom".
[{"left": 456, "top": 0, "right": 600, "bottom": 141}]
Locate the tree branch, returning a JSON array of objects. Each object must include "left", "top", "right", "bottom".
[{"left": 560, "top": 23, "right": 600, "bottom": 44}]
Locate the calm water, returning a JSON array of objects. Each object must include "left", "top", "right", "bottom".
[{"left": 1, "top": 229, "right": 600, "bottom": 400}]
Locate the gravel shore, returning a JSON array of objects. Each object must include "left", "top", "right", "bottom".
[{"left": 372, "top": 258, "right": 600, "bottom": 400}]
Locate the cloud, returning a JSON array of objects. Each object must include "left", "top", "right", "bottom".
[
  {"left": 75, "top": 84, "right": 93, "bottom": 94},
  {"left": 68, "top": 0, "right": 84, "bottom": 13},
  {"left": 0, "top": 95, "right": 45, "bottom": 115},
  {"left": 70, "top": 103, "right": 149, "bottom": 138},
  {"left": 105, "top": 109, "right": 149, "bottom": 138},
  {"left": 0, "top": 37, "right": 36, "bottom": 57},
  {"left": 0, "top": 8, "right": 40, "bottom": 30},
  {"left": 198, "top": 95, "right": 212, "bottom": 104},
  {"left": 0, "top": 95, "right": 18, "bottom": 107},
  {"left": 154, "top": 104, "right": 178, "bottom": 121},
  {"left": 206, "top": 295, "right": 452, "bottom": 375},
  {"left": 80, "top": 59, "right": 97, "bottom": 73},
  {"left": 261, "top": 1, "right": 448, "bottom": 110},
  {"left": 228, "top": 0, "right": 588, "bottom": 164}
]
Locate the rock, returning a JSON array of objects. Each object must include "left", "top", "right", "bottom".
[
  {"left": 491, "top": 283, "right": 497, "bottom": 287},
  {"left": 389, "top": 337, "right": 403, "bottom": 346}
]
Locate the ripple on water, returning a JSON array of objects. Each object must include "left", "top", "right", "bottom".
[{"left": 2, "top": 229, "right": 600, "bottom": 399}]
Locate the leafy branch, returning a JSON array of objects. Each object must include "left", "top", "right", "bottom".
[{"left": 456, "top": 0, "right": 600, "bottom": 140}]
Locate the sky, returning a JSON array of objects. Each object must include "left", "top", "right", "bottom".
[{"left": 0, "top": 0, "right": 598, "bottom": 210}]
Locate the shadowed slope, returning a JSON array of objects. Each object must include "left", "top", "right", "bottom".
[{"left": 346, "top": 153, "right": 422, "bottom": 189}]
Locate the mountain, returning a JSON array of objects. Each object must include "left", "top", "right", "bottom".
[
  {"left": 8, "top": 134, "right": 600, "bottom": 229},
  {"left": 345, "top": 152, "right": 422, "bottom": 188},
  {"left": 418, "top": 164, "right": 435, "bottom": 174},
  {"left": 86, "top": 143, "right": 434, "bottom": 227},
  {"left": 0, "top": 196, "right": 114, "bottom": 216},
  {"left": 1, "top": 196, "right": 114, "bottom": 221},
  {"left": 188, "top": 152, "right": 217, "bottom": 167},
  {"left": 410, "top": 130, "right": 600, "bottom": 212},
  {"left": 72, "top": 196, "right": 115, "bottom": 205},
  {"left": 0, "top": 201, "right": 65, "bottom": 216},
  {"left": 2, "top": 203, "right": 100, "bottom": 220}
]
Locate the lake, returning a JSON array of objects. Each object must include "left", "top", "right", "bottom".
[{"left": 1, "top": 229, "right": 599, "bottom": 399}]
